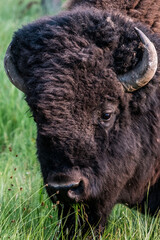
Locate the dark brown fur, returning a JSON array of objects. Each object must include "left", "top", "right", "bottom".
[
  {"left": 7, "top": 0, "right": 160, "bottom": 238},
  {"left": 65, "top": 0, "right": 160, "bottom": 34}
]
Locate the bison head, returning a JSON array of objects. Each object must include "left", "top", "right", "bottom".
[{"left": 4, "top": 8, "right": 159, "bottom": 232}]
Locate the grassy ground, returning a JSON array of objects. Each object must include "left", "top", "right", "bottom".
[{"left": 0, "top": 1, "right": 160, "bottom": 239}]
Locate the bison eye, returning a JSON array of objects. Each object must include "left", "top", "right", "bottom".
[{"left": 101, "top": 112, "right": 112, "bottom": 121}]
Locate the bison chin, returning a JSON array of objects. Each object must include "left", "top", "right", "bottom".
[
  {"left": 46, "top": 176, "right": 107, "bottom": 239},
  {"left": 45, "top": 173, "right": 103, "bottom": 238}
]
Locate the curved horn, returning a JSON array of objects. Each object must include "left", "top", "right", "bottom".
[
  {"left": 118, "top": 27, "right": 158, "bottom": 92},
  {"left": 4, "top": 45, "right": 26, "bottom": 93}
]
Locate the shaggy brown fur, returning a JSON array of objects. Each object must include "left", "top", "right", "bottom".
[
  {"left": 5, "top": 0, "right": 160, "bottom": 238},
  {"left": 65, "top": 0, "right": 160, "bottom": 34}
]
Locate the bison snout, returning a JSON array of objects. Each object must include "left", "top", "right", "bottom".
[
  {"left": 48, "top": 180, "right": 85, "bottom": 202},
  {"left": 47, "top": 172, "right": 88, "bottom": 202}
]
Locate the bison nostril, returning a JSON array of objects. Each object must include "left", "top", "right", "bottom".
[{"left": 67, "top": 180, "right": 84, "bottom": 201}]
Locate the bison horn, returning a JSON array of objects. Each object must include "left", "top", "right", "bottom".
[
  {"left": 4, "top": 45, "right": 26, "bottom": 93},
  {"left": 118, "top": 27, "right": 158, "bottom": 92}
]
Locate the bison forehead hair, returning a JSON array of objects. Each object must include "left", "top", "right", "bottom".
[
  {"left": 11, "top": 9, "right": 142, "bottom": 131},
  {"left": 5, "top": 5, "right": 160, "bottom": 235}
]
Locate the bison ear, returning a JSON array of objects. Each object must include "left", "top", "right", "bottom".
[
  {"left": 4, "top": 44, "right": 26, "bottom": 93},
  {"left": 118, "top": 28, "right": 158, "bottom": 92}
]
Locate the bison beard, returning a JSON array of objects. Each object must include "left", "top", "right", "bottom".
[{"left": 4, "top": 0, "right": 160, "bottom": 238}]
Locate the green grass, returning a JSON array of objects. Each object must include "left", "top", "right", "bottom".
[{"left": 0, "top": 1, "right": 160, "bottom": 239}]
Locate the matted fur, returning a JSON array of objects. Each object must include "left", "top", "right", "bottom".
[
  {"left": 6, "top": 0, "right": 160, "bottom": 238},
  {"left": 65, "top": 0, "right": 160, "bottom": 34}
]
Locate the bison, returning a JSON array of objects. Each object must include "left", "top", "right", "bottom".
[{"left": 4, "top": 0, "right": 160, "bottom": 238}]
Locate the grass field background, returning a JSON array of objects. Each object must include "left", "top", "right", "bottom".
[{"left": 0, "top": 0, "right": 160, "bottom": 239}]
